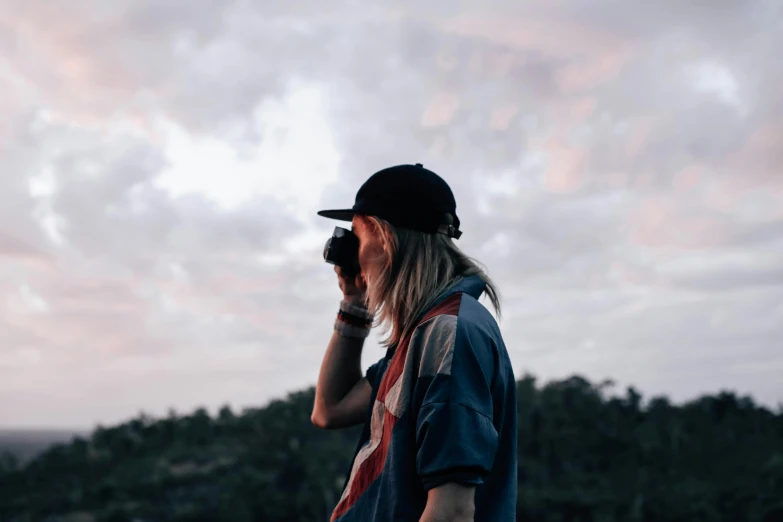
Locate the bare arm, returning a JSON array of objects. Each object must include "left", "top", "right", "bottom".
[
  {"left": 311, "top": 329, "right": 372, "bottom": 429},
  {"left": 311, "top": 265, "right": 373, "bottom": 430},
  {"left": 419, "top": 483, "right": 476, "bottom": 522}
]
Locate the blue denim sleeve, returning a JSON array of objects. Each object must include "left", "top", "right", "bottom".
[{"left": 414, "top": 316, "right": 500, "bottom": 490}]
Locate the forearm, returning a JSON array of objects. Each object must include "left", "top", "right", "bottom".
[
  {"left": 418, "top": 483, "right": 476, "bottom": 522},
  {"left": 312, "top": 329, "right": 365, "bottom": 414},
  {"left": 419, "top": 509, "right": 472, "bottom": 522}
]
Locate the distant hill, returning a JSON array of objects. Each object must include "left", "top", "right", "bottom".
[
  {"left": 1, "top": 376, "right": 782, "bottom": 522},
  {"left": 0, "top": 429, "right": 88, "bottom": 465}
]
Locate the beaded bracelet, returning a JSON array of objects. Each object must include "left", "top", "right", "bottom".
[{"left": 335, "top": 300, "right": 374, "bottom": 339}]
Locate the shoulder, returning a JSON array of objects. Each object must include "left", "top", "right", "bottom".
[
  {"left": 454, "top": 292, "right": 500, "bottom": 337},
  {"left": 411, "top": 293, "right": 501, "bottom": 374},
  {"left": 413, "top": 292, "right": 499, "bottom": 342},
  {"left": 411, "top": 313, "right": 459, "bottom": 378}
]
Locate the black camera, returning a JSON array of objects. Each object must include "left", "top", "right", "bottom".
[{"left": 323, "top": 226, "right": 360, "bottom": 274}]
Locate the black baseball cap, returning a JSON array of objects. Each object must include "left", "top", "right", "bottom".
[{"left": 317, "top": 163, "right": 462, "bottom": 239}]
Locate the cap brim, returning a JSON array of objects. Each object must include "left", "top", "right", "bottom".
[{"left": 317, "top": 209, "right": 356, "bottom": 222}]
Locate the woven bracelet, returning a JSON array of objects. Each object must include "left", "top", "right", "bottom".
[{"left": 334, "top": 301, "right": 374, "bottom": 339}]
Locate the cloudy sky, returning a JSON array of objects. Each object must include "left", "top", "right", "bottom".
[{"left": 1, "top": 0, "right": 781, "bottom": 429}]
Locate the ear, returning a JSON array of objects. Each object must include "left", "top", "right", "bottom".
[
  {"left": 354, "top": 214, "right": 374, "bottom": 232},
  {"left": 356, "top": 214, "right": 370, "bottom": 227}
]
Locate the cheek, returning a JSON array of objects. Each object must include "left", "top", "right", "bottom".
[
  {"left": 356, "top": 243, "right": 369, "bottom": 270},
  {"left": 358, "top": 241, "right": 385, "bottom": 271}
]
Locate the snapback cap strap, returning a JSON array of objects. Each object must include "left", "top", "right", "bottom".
[
  {"left": 437, "top": 224, "right": 462, "bottom": 239},
  {"left": 437, "top": 212, "right": 462, "bottom": 239}
]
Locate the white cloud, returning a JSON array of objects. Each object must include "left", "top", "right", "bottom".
[
  {"left": 691, "top": 61, "right": 746, "bottom": 115},
  {"left": 154, "top": 82, "right": 340, "bottom": 215},
  {"left": 0, "top": 0, "right": 781, "bottom": 428},
  {"left": 16, "top": 285, "right": 49, "bottom": 314}
]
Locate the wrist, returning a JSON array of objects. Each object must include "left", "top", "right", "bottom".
[
  {"left": 342, "top": 294, "right": 366, "bottom": 307},
  {"left": 340, "top": 298, "right": 370, "bottom": 315},
  {"left": 335, "top": 300, "right": 374, "bottom": 339}
]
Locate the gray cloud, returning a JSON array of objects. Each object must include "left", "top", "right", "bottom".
[{"left": 0, "top": 0, "right": 781, "bottom": 428}]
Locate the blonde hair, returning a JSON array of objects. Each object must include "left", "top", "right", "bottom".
[{"left": 360, "top": 215, "right": 501, "bottom": 349}]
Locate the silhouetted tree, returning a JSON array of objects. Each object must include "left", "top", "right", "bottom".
[{"left": 1, "top": 376, "right": 781, "bottom": 522}]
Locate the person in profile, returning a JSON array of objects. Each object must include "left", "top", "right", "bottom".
[{"left": 312, "top": 163, "right": 517, "bottom": 521}]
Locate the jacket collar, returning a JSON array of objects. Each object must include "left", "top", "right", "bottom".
[
  {"left": 428, "top": 274, "right": 486, "bottom": 311},
  {"left": 414, "top": 274, "right": 487, "bottom": 324}
]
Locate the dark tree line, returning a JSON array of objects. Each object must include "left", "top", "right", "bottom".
[{"left": 1, "top": 374, "right": 781, "bottom": 522}]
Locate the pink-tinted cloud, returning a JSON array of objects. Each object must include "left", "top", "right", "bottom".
[{"left": 2, "top": 0, "right": 782, "bottom": 429}]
